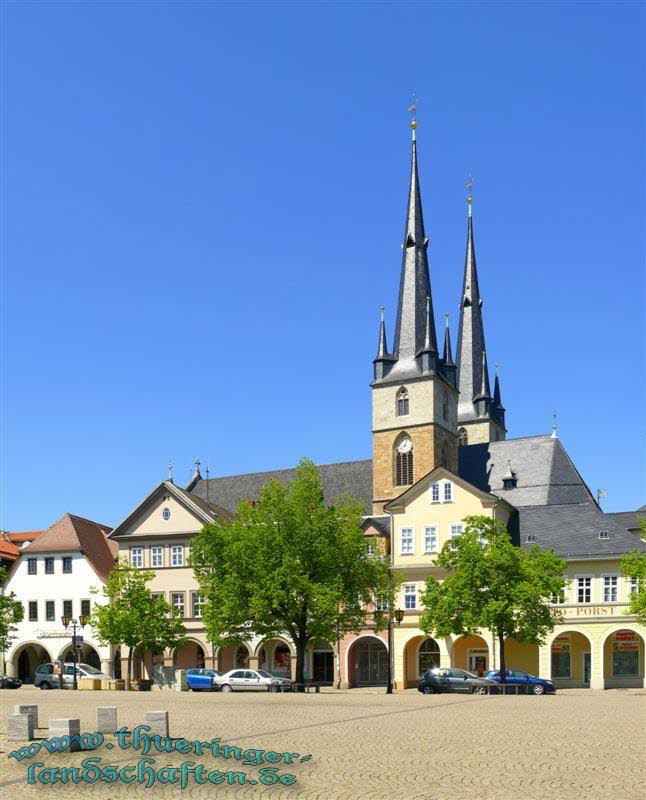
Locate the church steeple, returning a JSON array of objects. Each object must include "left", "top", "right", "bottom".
[{"left": 456, "top": 185, "right": 506, "bottom": 441}]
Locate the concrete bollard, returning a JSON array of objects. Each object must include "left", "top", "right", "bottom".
[
  {"left": 14, "top": 704, "right": 39, "bottom": 730},
  {"left": 144, "top": 710, "right": 169, "bottom": 737},
  {"left": 97, "top": 706, "right": 118, "bottom": 734},
  {"left": 8, "top": 713, "right": 34, "bottom": 741},
  {"left": 49, "top": 718, "right": 81, "bottom": 751}
]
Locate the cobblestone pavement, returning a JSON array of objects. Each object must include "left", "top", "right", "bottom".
[{"left": 1, "top": 687, "right": 644, "bottom": 800}]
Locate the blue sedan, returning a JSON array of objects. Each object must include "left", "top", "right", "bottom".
[
  {"left": 186, "top": 668, "right": 221, "bottom": 691},
  {"left": 485, "top": 669, "right": 555, "bottom": 695}
]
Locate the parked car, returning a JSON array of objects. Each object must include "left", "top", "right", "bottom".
[
  {"left": 186, "top": 668, "right": 221, "bottom": 691},
  {"left": 485, "top": 669, "right": 556, "bottom": 695},
  {"left": 418, "top": 667, "right": 497, "bottom": 695},
  {"left": 0, "top": 673, "right": 22, "bottom": 689},
  {"left": 34, "top": 662, "right": 111, "bottom": 689},
  {"left": 215, "top": 668, "right": 293, "bottom": 693}
]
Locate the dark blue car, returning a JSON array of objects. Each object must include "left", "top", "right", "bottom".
[
  {"left": 485, "top": 669, "right": 555, "bottom": 695},
  {"left": 186, "top": 668, "right": 221, "bottom": 691}
]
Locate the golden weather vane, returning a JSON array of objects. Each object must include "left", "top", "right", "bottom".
[{"left": 408, "top": 93, "right": 418, "bottom": 133}]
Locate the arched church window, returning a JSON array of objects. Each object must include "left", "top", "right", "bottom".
[
  {"left": 395, "top": 435, "right": 413, "bottom": 486},
  {"left": 458, "top": 428, "right": 468, "bottom": 447},
  {"left": 396, "top": 387, "right": 409, "bottom": 416}
]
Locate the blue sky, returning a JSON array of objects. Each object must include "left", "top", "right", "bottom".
[{"left": 2, "top": 2, "right": 644, "bottom": 529}]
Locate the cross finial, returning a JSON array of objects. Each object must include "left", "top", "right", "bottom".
[
  {"left": 551, "top": 410, "right": 558, "bottom": 439},
  {"left": 407, "top": 93, "right": 418, "bottom": 139},
  {"left": 194, "top": 457, "right": 201, "bottom": 476},
  {"left": 465, "top": 174, "right": 474, "bottom": 216},
  {"left": 168, "top": 459, "right": 174, "bottom": 482}
]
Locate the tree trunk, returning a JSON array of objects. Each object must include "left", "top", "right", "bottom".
[
  {"left": 295, "top": 638, "right": 306, "bottom": 692},
  {"left": 498, "top": 632, "right": 506, "bottom": 685},
  {"left": 126, "top": 647, "right": 133, "bottom": 691}
]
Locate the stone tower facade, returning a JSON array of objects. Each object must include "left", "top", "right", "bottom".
[{"left": 371, "top": 128, "right": 458, "bottom": 514}]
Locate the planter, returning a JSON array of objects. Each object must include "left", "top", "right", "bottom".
[
  {"left": 109, "top": 679, "right": 125, "bottom": 691},
  {"left": 79, "top": 677, "right": 102, "bottom": 691}
]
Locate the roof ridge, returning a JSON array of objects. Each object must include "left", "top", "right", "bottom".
[
  {"left": 203, "top": 458, "right": 372, "bottom": 482},
  {"left": 66, "top": 512, "right": 112, "bottom": 531}
]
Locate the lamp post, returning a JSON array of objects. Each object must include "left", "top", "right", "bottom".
[
  {"left": 386, "top": 607, "right": 405, "bottom": 694},
  {"left": 61, "top": 614, "right": 87, "bottom": 690}
]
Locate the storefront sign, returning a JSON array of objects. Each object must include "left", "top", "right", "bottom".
[
  {"left": 575, "top": 605, "right": 613, "bottom": 616},
  {"left": 614, "top": 630, "right": 636, "bottom": 641},
  {"left": 37, "top": 631, "right": 67, "bottom": 639},
  {"left": 552, "top": 634, "right": 570, "bottom": 652}
]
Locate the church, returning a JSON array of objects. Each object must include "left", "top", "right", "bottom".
[{"left": 10, "top": 117, "right": 641, "bottom": 690}]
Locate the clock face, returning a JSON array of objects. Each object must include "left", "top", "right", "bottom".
[{"left": 397, "top": 437, "right": 412, "bottom": 454}]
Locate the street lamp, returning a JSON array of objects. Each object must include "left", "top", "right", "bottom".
[
  {"left": 386, "top": 608, "right": 405, "bottom": 694},
  {"left": 61, "top": 615, "right": 87, "bottom": 690}
]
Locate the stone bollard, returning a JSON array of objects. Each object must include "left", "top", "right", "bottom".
[
  {"left": 8, "top": 713, "right": 34, "bottom": 742},
  {"left": 14, "top": 704, "right": 39, "bottom": 730},
  {"left": 144, "top": 710, "right": 169, "bottom": 737},
  {"left": 49, "top": 719, "right": 81, "bottom": 751},
  {"left": 97, "top": 707, "right": 118, "bottom": 734}
]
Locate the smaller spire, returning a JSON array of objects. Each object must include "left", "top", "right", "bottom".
[
  {"left": 475, "top": 350, "right": 492, "bottom": 400},
  {"left": 420, "top": 296, "right": 438, "bottom": 354},
  {"left": 443, "top": 312, "right": 455, "bottom": 367},
  {"left": 373, "top": 306, "right": 397, "bottom": 381},
  {"left": 551, "top": 410, "right": 558, "bottom": 439},
  {"left": 376, "top": 306, "right": 389, "bottom": 359}
]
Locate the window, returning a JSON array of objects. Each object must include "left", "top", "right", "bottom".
[
  {"left": 365, "top": 543, "right": 377, "bottom": 556},
  {"left": 443, "top": 482, "right": 453, "bottom": 502},
  {"left": 395, "top": 437, "right": 413, "bottom": 486},
  {"left": 374, "top": 595, "right": 389, "bottom": 611},
  {"left": 403, "top": 584, "right": 417, "bottom": 610},
  {"left": 551, "top": 652, "right": 571, "bottom": 678},
  {"left": 598, "top": 530, "right": 609, "bottom": 539},
  {"left": 603, "top": 576, "right": 618, "bottom": 603},
  {"left": 45, "top": 557, "right": 54, "bottom": 574},
  {"left": 400, "top": 527, "right": 414, "bottom": 555},
  {"left": 81, "top": 599, "right": 91, "bottom": 617},
  {"left": 45, "top": 600, "right": 55, "bottom": 621},
  {"left": 551, "top": 591, "right": 566, "bottom": 604},
  {"left": 503, "top": 477, "right": 517, "bottom": 490},
  {"left": 151, "top": 592, "right": 164, "bottom": 602},
  {"left": 27, "top": 558, "right": 37, "bottom": 575},
  {"left": 613, "top": 650, "right": 639, "bottom": 677},
  {"left": 423, "top": 526, "right": 438, "bottom": 554},
  {"left": 192, "top": 593, "right": 205, "bottom": 618},
  {"left": 526, "top": 534, "right": 536, "bottom": 543},
  {"left": 450, "top": 524, "right": 464, "bottom": 541},
  {"left": 458, "top": 428, "right": 468, "bottom": 447},
  {"left": 396, "top": 387, "right": 409, "bottom": 416},
  {"left": 150, "top": 546, "right": 164, "bottom": 568},
  {"left": 430, "top": 483, "right": 440, "bottom": 503},
  {"left": 28, "top": 601, "right": 38, "bottom": 621},
  {"left": 171, "top": 593, "right": 185, "bottom": 616},
  {"left": 628, "top": 577, "right": 640, "bottom": 597},
  {"left": 576, "top": 577, "right": 592, "bottom": 604},
  {"left": 171, "top": 545, "right": 184, "bottom": 566},
  {"left": 130, "top": 547, "right": 143, "bottom": 568},
  {"left": 62, "top": 557, "right": 72, "bottom": 574},
  {"left": 162, "top": 507, "right": 171, "bottom": 521},
  {"left": 63, "top": 600, "right": 73, "bottom": 618}
]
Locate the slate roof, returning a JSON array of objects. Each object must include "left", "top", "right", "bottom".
[
  {"left": 190, "top": 460, "right": 373, "bottom": 514},
  {"left": 605, "top": 510, "right": 645, "bottom": 535},
  {"left": 459, "top": 435, "right": 596, "bottom": 507},
  {"left": 517, "top": 503, "right": 646, "bottom": 559},
  {"left": 24, "top": 513, "right": 117, "bottom": 580}
]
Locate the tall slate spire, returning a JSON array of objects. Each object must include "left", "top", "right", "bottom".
[
  {"left": 390, "top": 129, "right": 438, "bottom": 377},
  {"left": 456, "top": 193, "right": 488, "bottom": 422}
]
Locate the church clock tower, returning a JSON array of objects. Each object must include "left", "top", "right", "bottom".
[{"left": 371, "top": 118, "right": 458, "bottom": 514}]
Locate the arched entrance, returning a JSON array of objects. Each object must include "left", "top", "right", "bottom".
[
  {"left": 550, "top": 631, "right": 592, "bottom": 687},
  {"left": 452, "top": 635, "right": 489, "bottom": 675},
  {"left": 348, "top": 637, "right": 388, "bottom": 687},
  {"left": 258, "top": 647, "right": 267, "bottom": 670},
  {"left": 603, "top": 629, "right": 645, "bottom": 688},
  {"left": 13, "top": 643, "right": 52, "bottom": 683},
  {"left": 504, "top": 639, "right": 539, "bottom": 675},
  {"left": 113, "top": 648, "right": 122, "bottom": 679},
  {"left": 217, "top": 643, "right": 250, "bottom": 672},
  {"left": 173, "top": 640, "right": 205, "bottom": 669},
  {"left": 60, "top": 642, "right": 101, "bottom": 669},
  {"left": 273, "top": 644, "right": 292, "bottom": 678},
  {"left": 308, "top": 640, "right": 334, "bottom": 684},
  {"left": 402, "top": 636, "right": 441, "bottom": 688}
]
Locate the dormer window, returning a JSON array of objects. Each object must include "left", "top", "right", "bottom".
[
  {"left": 598, "top": 530, "right": 609, "bottom": 539},
  {"left": 526, "top": 534, "right": 537, "bottom": 543},
  {"left": 396, "top": 387, "right": 409, "bottom": 416},
  {"left": 503, "top": 477, "right": 517, "bottom": 490}
]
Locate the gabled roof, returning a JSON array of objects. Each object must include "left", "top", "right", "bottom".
[
  {"left": 459, "top": 435, "right": 597, "bottom": 507},
  {"left": 24, "top": 513, "right": 116, "bottom": 580},
  {"left": 362, "top": 515, "right": 392, "bottom": 537},
  {"left": 109, "top": 480, "right": 232, "bottom": 540},
  {"left": 385, "top": 465, "right": 508, "bottom": 513},
  {"left": 190, "top": 460, "right": 372, "bottom": 514},
  {"left": 518, "top": 503, "right": 646, "bottom": 559},
  {"left": 605, "top": 509, "right": 645, "bottom": 535}
]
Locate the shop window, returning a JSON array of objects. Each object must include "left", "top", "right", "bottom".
[{"left": 551, "top": 652, "right": 570, "bottom": 678}]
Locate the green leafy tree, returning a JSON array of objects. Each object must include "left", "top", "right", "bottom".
[
  {"left": 90, "top": 561, "right": 187, "bottom": 688},
  {"left": 419, "top": 515, "right": 567, "bottom": 684},
  {"left": 190, "top": 458, "right": 392, "bottom": 688},
  {"left": 0, "top": 566, "right": 24, "bottom": 664},
  {"left": 620, "top": 517, "right": 646, "bottom": 624}
]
